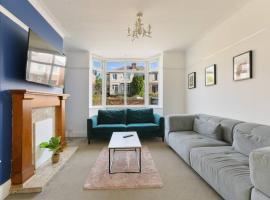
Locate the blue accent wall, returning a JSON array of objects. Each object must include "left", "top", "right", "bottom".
[
  {"left": 0, "top": 0, "right": 64, "bottom": 185},
  {"left": 1, "top": 0, "right": 63, "bottom": 52}
]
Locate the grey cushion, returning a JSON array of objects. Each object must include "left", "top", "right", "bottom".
[
  {"left": 168, "top": 131, "right": 227, "bottom": 165},
  {"left": 193, "top": 118, "right": 222, "bottom": 140},
  {"left": 190, "top": 146, "right": 253, "bottom": 200},
  {"left": 197, "top": 114, "right": 225, "bottom": 124},
  {"left": 250, "top": 147, "right": 270, "bottom": 198},
  {"left": 197, "top": 114, "right": 242, "bottom": 144},
  {"left": 251, "top": 188, "right": 270, "bottom": 200},
  {"left": 233, "top": 123, "right": 270, "bottom": 156},
  {"left": 220, "top": 119, "right": 242, "bottom": 143},
  {"left": 166, "top": 114, "right": 195, "bottom": 132}
]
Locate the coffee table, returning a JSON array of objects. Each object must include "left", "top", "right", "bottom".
[{"left": 108, "top": 131, "right": 142, "bottom": 174}]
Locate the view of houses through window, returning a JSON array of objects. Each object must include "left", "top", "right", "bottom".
[{"left": 91, "top": 57, "right": 160, "bottom": 107}]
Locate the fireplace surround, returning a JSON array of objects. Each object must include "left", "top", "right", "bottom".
[{"left": 10, "top": 90, "right": 69, "bottom": 185}]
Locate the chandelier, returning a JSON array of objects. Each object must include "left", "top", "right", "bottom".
[{"left": 128, "top": 12, "right": 152, "bottom": 41}]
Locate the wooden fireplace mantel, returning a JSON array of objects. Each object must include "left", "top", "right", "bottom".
[{"left": 10, "top": 90, "right": 69, "bottom": 185}]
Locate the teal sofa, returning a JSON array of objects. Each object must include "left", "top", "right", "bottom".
[{"left": 87, "top": 108, "right": 164, "bottom": 143}]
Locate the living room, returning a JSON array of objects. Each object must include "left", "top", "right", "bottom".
[{"left": 1, "top": 0, "right": 270, "bottom": 200}]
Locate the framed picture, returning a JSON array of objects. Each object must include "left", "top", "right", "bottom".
[
  {"left": 233, "top": 51, "right": 252, "bottom": 81},
  {"left": 188, "top": 72, "right": 196, "bottom": 89},
  {"left": 205, "top": 64, "right": 216, "bottom": 86}
]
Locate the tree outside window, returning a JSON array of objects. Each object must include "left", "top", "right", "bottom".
[
  {"left": 92, "top": 59, "right": 102, "bottom": 106},
  {"left": 127, "top": 73, "right": 145, "bottom": 105}
]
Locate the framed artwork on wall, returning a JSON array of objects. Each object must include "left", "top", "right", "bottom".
[
  {"left": 205, "top": 64, "right": 216, "bottom": 86},
  {"left": 233, "top": 51, "right": 252, "bottom": 81},
  {"left": 188, "top": 72, "right": 196, "bottom": 89}
]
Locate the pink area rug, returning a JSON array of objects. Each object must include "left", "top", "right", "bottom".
[{"left": 84, "top": 146, "right": 163, "bottom": 190}]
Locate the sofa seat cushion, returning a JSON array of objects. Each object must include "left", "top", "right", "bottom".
[
  {"left": 168, "top": 131, "right": 228, "bottom": 165},
  {"left": 190, "top": 146, "right": 253, "bottom": 200},
  {"left": 126, "top": 123, "right": 159, "bottom": 132},
  {"left": 95, "top": 124, "right": 127, "bottom": 132}
]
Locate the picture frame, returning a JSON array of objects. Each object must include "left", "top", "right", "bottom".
[
  {"left": 188, "top": 72, "right": 196, "bottom": 89},
  {"left": 233, "top": 51, "right": 252, "bottom": 81},
  {"left": 205, "top": 64, "right": 216, "bottom": 86}
]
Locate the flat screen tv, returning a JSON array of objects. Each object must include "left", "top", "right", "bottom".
[{"left": 26, "top": 29, "right": 66, "bottom": 88}]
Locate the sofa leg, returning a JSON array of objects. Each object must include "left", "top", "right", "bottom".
[
  {"left": 162, "top": 136, "right": 164, "bottom": 142},
  {"left": 88, "top": 139, "right": 91, "bottom": 144}
]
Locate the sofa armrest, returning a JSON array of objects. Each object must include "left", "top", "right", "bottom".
[
  {"left": 88, "top": 115, "right": 98, "bottom": 128},
  {"left": 87, "top": 115, "right": 98, "bottom": 143},
  {"left": 166, "top": 114, "right": 196, "bottom": 132},
  {"left": 154, "top": 114, "right": 164, "bottom": 136},
  {"left": 250, "top": 147, "right": 270, "bottom": 198},
  {"left": 154, "top": 113, "right": 162, "bottom": 125}
]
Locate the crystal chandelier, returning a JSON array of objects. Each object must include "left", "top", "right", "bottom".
[{"left": 128, "top": 12, "right": 152, "bottom": 41}]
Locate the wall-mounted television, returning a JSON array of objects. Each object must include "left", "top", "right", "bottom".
[{"left": 26, "top": 29, "right": 66, "bottom": 88}]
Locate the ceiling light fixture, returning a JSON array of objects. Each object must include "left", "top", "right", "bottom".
[{"left": 128, "top": 12, "right": 152, "bottom": 41}]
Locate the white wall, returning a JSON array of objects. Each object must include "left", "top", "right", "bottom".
[
  {"left": 163, "top": 50, "right": 186, "bottom": 116},
  {"left": 186, "top": 0, "right": 270, "bottom": 125},
  {"left": 65, "top": 51, "right": 90, "bottom": 137}
]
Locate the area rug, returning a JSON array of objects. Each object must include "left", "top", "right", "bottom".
[{"left": 84, "top": 146, "right": 163, "bottom": 190}]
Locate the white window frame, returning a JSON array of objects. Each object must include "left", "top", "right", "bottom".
[{"left": 90, "top": 55, "right": 163, "bottom": 109}]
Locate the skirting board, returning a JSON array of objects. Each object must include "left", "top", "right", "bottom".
[{"left": 0, "top": 179, "right": 11, "bottom": 200}]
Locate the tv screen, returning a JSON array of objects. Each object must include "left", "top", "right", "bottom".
[{"left": 26, "top": 30, "right": 66, "bottom": 88}]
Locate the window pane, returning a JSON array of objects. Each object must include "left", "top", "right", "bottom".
[
  {"left": 149, "top": 72, "right": 159, "bottom": 105},
  {"left": 27, "top": 62, "right": 51, "bottom": 84},
  {"left": 106, "top": 61, "right": 125, "bottom": 71},
  {"left": 127, "top": 73, "right": 145, "bottom": 105},
  {"left": 106, "top": 72, "right": 124, "bottom": 105},
  {"left": 92, "top": 70, "right": 102, "bottom": 106},
  {"left": 149, "top": 60, "right": 159, "bottom": 71},
  {"left": 92, "top": 58, "right": 102, "bottom": 70},
  {"left": 54, "top": 55, "right": 66, "bottom": 66},
  {"left": 126, "top": 61, "right": 145, "bottom": 71},
  {"left": 31, "top": 51, "right": 53, "bottom": 63},
  {"left": 50, "top": 66, "right": 65, "bottom": 87}
]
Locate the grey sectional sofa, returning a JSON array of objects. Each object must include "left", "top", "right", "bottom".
[{"left": 166, "top": 114, "right": 270, "bottom": 200}]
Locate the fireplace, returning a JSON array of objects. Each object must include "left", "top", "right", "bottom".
[
  {"left": 32, "top": 107, "right": 55, "bottom": 169},
  {"left": 10, "top": 90, "right": 69, "bottom": 185}
]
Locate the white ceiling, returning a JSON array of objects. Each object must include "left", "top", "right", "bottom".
[{"left": 41, "top": 0, "right": 250, "bottom": 58}]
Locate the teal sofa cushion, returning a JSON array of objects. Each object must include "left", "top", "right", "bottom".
[
  {"left": 97, "top": 110, "right": 126, "bottom": 124},
  {"left": 127, "top": 108, "right": 154, "bottom": 124},
  {"left": 127, "top": 123, "right": 159, "bottom": 132}
]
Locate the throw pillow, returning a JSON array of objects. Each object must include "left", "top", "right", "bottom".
[{"left": 193, "top": 118, "right": 222, "bottom": 140}]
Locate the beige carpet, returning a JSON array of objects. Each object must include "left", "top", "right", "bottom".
[
  {"left": 6, "top": 138, "right": 222, "bottom": 200},
  {"left": 84, "top": 146, "right": 163, "bottom": 190}
]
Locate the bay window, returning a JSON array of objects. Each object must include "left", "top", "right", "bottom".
[{"left": 90, "top": 56, "right": 161, "bottom": 107}]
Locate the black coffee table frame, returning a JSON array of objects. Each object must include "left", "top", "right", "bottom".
[{"left": 108, "top": 147, "right": 142, "bottom": 174}]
